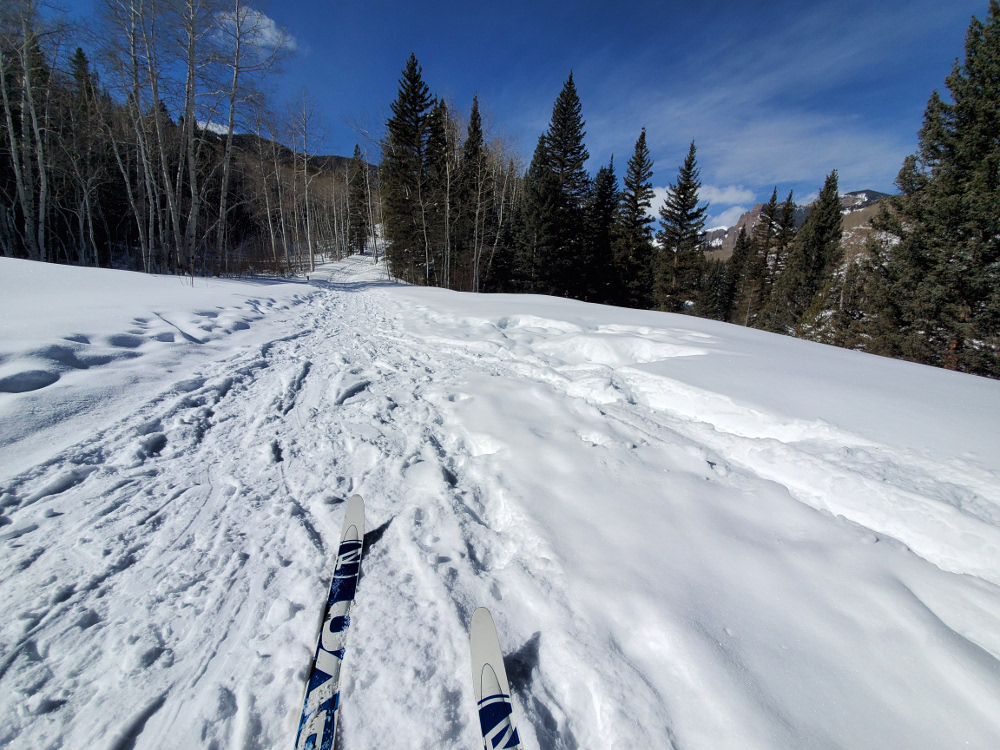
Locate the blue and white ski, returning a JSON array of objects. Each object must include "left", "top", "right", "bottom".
[
  {"left": 295, "top": 494, "right": 365, "bottom": 750},
  {"left": 470, "top": 607, "right": 523, "bottom": 750}
]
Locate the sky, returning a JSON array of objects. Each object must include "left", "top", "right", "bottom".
[{"left": 58, "top": 0, "right": 987, "bottom": 228}]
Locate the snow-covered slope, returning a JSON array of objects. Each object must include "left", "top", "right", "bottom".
[{"left": 1, "top": 255, "right": 998, "bottom": 749}]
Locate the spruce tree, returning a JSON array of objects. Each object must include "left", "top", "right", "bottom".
[
  {"left": 700, "top": 259, "right": 732, "bottom": 321},
  {"left": 518, "top": 72, "right": 591, "bottom": 298},
  {"left": 725, "top": 226, "right": 753, "bottom": 323},
  {"left": 423, "top": 98, "right": 453, "bottom": 285},
  {"left": 347, "top": 144, "right": 370, "bottom": 256},
  {"left": 381, "top": 54, "right": 434, "bottom": 283},
  {"left": 859, "top": 2, "right": 1000, "bottom": 376},
  {"left": 458, "top": 95, "right": 493, "bottom": 292},
  {"left": 759, "top": 172, "right": 842, "bottom": 334},
  {"left": 586, "top": 157, "right": 620, "bottom": 303},
  {"left": 656, "top": 141, "right": 708, "bottom": 313},
  {"left": 731, "top": 188, "right": 778, "bottom": 325},
  {"left": 613, "top": 128, "right": 655, "bottom": 308}
]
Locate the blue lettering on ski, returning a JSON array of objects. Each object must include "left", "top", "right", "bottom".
[
  {"left": 478, "top": 692, "right": 521, "bottom": 749},
  {"left": 295, "top": 534, "right": 363, "bottom": 750}
]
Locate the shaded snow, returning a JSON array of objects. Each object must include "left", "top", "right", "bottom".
[{"left": 1, "top": 254, "right": 999, "bottom": 749}]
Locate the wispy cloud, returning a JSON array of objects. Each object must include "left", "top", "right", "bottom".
[
  {"left": 699, "top": 184, "right": 756, "bottom": 205},
  {"left": 576, "top": 1, "right": 968, "bottom": 195},
  {"left": 216, "top": 9, "right": 298, "bottom": 55},
  {"left": 707, "top": 205, "right": 750, "bottom": 230}
]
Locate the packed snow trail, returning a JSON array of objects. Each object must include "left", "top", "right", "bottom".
[{"left": 1, "top": 254, "right": 999, "bottom": 749}]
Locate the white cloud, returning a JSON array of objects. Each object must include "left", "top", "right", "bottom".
[
  {"left": 216, "top": 9, "right": 297, "bottom": 54},
  {"left": 198, "top": 120, "right": 229, "bottom": 135},
  {"left": 707, "top": 205, "right": 750, "bottom": 230},
  {"left": 700, "top": 184, "right": 755, "bottom": 205},
  {"left": 579, "top": 2, "right": 931, "bottom": 195}
]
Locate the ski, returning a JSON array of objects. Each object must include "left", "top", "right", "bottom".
[
  {"left": 295, "top": 494, "right": 366, "bottom": 750},
  {"left": 470, "top": 607, "right": 523, "bottom": 750}
]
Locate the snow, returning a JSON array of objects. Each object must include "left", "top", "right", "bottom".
[{"left": 1, "top": 254, "right": 999, "bottom": 749}]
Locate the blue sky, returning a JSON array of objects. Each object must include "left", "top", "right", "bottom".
[{"left": 62, "top": 0, "right": 986, "bottom": 227}]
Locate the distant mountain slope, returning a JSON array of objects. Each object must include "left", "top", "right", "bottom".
[
  {"left": 229, "top": 133, "right": 357, "bottom": 173},
  {"left": 704, "top": 190, "right": 892, "bottom": 260}
]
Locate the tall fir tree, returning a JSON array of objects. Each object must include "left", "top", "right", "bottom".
[
  {"left": 586, "top": 157, "right": 620, "bottom": 303},
  {"left": 656, "top": 141, "right": 708, "bottom": 313},
  {"left": 347, "top": 144, "right": 370, "bottom": 255},
  {"left": 518, "top": 72, "right": 591, "bottom": 297},
  {"left": 857, "top": 1, "right": 1000, "bottom": 376},
  {"left": 423, "top": 98, "right": 454, "bottom": 286},
  {"left": 381, "top": 54, "right": 434, "bottom": 283},
  {"left": 730, "top": 188, "right": 778, "bottom": 325},
  {"left": 759, "top": 172, "right": 842, "bottom": 334},
  {"left": 725, "top": 226, "right": 753, "bottom": 323},
  {"left": 458, "top": 95, "right": 493, "bottom": 292},
  {"left": 613, "top": 128, "right": 655, "bottom": 308}
]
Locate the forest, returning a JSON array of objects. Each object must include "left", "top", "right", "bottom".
[{"left": 1, "top": 0, "right": 998, "bottom": 378}]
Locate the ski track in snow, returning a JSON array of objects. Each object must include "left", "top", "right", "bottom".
[{"left": 1, "top": 255, "right": 999, "bottom": 749}]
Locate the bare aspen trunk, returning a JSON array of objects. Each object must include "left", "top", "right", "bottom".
[{"left": 0, "top": 46, "right": 40, "bottom": 260}]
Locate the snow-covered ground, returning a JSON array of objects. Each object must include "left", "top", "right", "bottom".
[{"left": 1, "top": 254, "right": 999, "bottom": 749}]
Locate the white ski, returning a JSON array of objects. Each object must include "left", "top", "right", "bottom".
[
  {"left": 295, "top": 494, "right": 365, "bottom": 750},
  {"left": 470, "top": 607, "right": 523, "bottom": 750}
]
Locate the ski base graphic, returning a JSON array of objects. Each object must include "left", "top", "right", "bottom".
[
  {"left": 470, "top": 607, "right": 523, "bottom": 750},
  {"left": 295, "top": 494, "right": 365, "bottom": 750}
]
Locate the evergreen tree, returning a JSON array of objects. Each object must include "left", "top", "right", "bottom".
[
  {"left": 769, "top": 191, "right": 796, "bottom": 289},
  {"left": 69, "top": 47, "right": 97, "bottom": 103},
  {"left": 518, "top": 72, "right": 591, "bottom": 297},
  {"left": 726, "top": 225, "right": 756, "bottom": 324},
  {"left": 347, "top": 144, "right": 370, "bottom": 256},
  {"left": 381, "top": 54, "right": 434, "bottom": 283},
  {"left": 458, "top": 95, "right": 493, "bottom": 291},
  {"left": 730, "top": 188, "right": 778, "bottom": 325},
  {"left": 586, "top": 157, "right": 619, "bottom": 303},
  {"left": 613, "top": 128, "right": 655, "bottom": 307},
  {"left": 655, "top": 141, "right": 708, "bottom": 313},
  {"left": 423, "top": 98, "right": 452, "bottom": 285},
  {"left": 858, "top": 1, "right": 1000, "bottom": 376},
  {"left": 759, "top": 172, "right": 842, "bottom": 334},
  {"left": 700, "top": 258, "right": 732, "bottom": 321}
]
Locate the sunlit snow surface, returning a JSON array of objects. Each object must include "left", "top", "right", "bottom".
[{"left": 1, "top": 254, "right": 999, "bottom": 749}]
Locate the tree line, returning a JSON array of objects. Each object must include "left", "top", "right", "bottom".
[
  {"left": 3, "top": 0, "right": 996, "bottom": 379},
  {"left": 0, "top": 0, "right": 381, "bottom": 276},
  {"left": 379, "top": 2, "right": 998, "bottom": 378}
]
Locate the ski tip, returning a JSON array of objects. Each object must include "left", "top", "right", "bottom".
[
  {"left": 342, "top": 494, "right": 366, "bottom": 542},
  {"left": 471, "top": 607, "right": 495, "bottom": 633}
]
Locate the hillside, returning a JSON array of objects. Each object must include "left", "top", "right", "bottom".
[
  {"left": 704, "top": 190, "right": 891, "bottom": 261},
  {"left": 1, "top": 255, "right": 998, "bottom": 749},
  {"left": 229, "top": 133, "right": 360, "bottom": 174}
]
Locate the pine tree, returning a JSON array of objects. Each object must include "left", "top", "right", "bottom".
[
  {"left": 730, "top": 188, "right": 777, "bottom": 325},
  {"left": 858, "top": 2, "right": 1000, "bottom": 376},
  {"left": 700, "top": 258, "right": 732, "bottom": 321},
  {"left": 347, "top": 144, "right": 369, "bottom": 256},
  {"left": 759, "top": 172, "right": 841, "bottom": 334},
  {"left": 586, "top": 157, "right": 619, "bottom": 303},
  {"left": 381, "top": 54, "right": 434, "bottom": 283},
  {"left": 656, "top": 141, "right": 708, "bottom": 313},
  {"left": 423, "top": 98, "right": 453, "bottom": 285},
  {"left": 725, "top": 226, "right": 752, "bottom": 322},
  {"left": 518, "top": 72, "right": 591, "bottom": 297},
  {"left": 769, "top": 191, "right": 796, "bottom": 289},
  {"left": 613, "top": 128, "right": 655, "bottom": 308},
  {"left": 458, "top": 95, "right": 493, "bottom": 292}
]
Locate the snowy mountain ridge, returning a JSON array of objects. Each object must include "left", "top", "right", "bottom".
[{"left": 1, "top": 254, "right": 998, "bottom": 749}]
